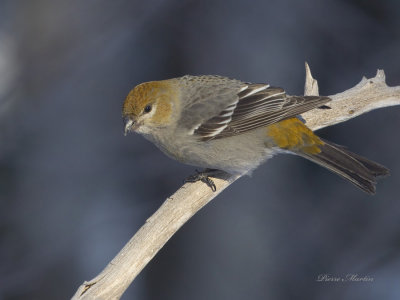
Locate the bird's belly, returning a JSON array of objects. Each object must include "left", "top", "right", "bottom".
[
  {"left": 179, "top": 134, "right": 276, "bottom": 175},
  {"left": 147, "top": 128, "right": 277, "bottom": 175}
]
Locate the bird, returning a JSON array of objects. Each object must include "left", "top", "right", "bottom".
[{"left": 122, "top": 75, "right": 389, "bottom": 194}]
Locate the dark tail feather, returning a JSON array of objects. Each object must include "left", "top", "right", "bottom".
[{"left": 299, "top": 140, "right": 390, "bottom": 194}]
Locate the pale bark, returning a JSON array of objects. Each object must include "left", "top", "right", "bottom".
[{"left": 72, "top": 64, "right": 400, "bottom": 299}]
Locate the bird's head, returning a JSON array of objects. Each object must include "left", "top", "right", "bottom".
[{"left": 122, "top": 80, "right": 179, "bottom": 135}]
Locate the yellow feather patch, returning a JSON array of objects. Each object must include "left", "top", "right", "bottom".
[{"left": 266, "top": 118, "right": 324, "bottom": 154}]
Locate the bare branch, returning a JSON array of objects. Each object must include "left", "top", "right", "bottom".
[
  {"left": 304, "top": 62, "right": 319, "bottom": 96},
  {"left": 72, "top": 65, "right": 400, "bottom": 300}
]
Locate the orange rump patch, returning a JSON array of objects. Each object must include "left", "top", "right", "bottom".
[{"left": 266, "top": 118, "right": 324, "bottom": 154}]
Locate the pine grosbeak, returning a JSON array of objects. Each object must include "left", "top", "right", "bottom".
[{"left": 122, "top": 75, "right": 389, "bottom": 194}]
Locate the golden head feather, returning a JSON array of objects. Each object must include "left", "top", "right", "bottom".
[{"left": 123, "top": 80, "right": 179, "bottom": 133}]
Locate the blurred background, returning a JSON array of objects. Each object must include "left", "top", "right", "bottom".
[{"left": 1, "top": 0, "right": 400, "bottom": 299}]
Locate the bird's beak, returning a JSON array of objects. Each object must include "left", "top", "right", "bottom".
[{"left": 123, "top": 117, "right": 135, "bottom": 136}]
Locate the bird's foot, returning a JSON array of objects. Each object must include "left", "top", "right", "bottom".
[{"left": 184, "top": 169, "right": 221, "bottom": 192}]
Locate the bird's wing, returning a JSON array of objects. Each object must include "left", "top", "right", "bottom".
[
  {"left": 177, "top": 75, "right": 244, "bottom": 132},
  {"left": 193, "top": 83, "right": 331, "bottom": 140}
]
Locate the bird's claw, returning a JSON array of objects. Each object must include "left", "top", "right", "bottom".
[{"left": 184, "top": 169, "right": 217, "bottom": 192}]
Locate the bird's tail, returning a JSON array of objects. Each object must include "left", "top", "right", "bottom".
[{"left": 299, "top": 139, "right": 389, "bottom": 194}]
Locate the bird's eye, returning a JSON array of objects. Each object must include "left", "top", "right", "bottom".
[{"left": 144, "top": 105, "right": 152, "bottom": 113}]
